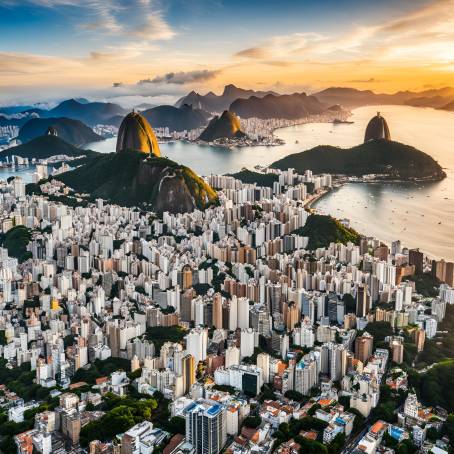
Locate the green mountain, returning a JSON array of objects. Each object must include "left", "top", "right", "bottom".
[
  {"left": 56, "top": 151, "right": 218, "bottom": 214},
  {"left": 294, "top": 214, "right": 361, "bottom": 250},
  {"left": 229, "top": 92, "right": 329, "bottom": 120},
  {"left": 227, "top": 169, "right": 278, "bottom": 188},
  {"left": 18, "top": 117, "right": 102, "bottom": 146},
  {"left": 141, "top": 104, "right": 210, "bottom": 132},
  {"left": 271, "top": 139, "right": 445, "bottom": 181},
  {"left": 0, "top": 135, "right": 97, "bottom": 160},
  {"left": 199, "top": 110, "right": 246, "bottom": 141}
]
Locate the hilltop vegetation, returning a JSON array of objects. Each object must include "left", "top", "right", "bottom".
[
  {"left": 56, "top": 151, "right": 218, "bottom": 214},
  {"left": 271, "top": 140, "right": 445, "bottom": 181},
  {"left": 294, "top": 214, "right": 361, "bottom": 249},
  {"left": 227, "top": 169, "right": 279, "bottom": 188},
  {"left": 0, "top": 225, "right": 32, "bottom": 262}
]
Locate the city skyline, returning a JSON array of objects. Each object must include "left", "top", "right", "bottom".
[{"left": 1, "top": 0, "right": 454, "bottom": 104}]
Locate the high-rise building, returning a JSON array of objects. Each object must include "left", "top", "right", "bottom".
[
  {"left": 409, "top": 249, "right": 424, "bottom": 275},
  {"left": 240, "top": 328, "right": 255, "bottom": 359},
  {"left": 184, "top": 399, "right": 227, "bottom": 454},
  {"left": 212, "top": 293, "right": 223, "bottom": 329},
  {"left": 355, "top": 332, "right": 373, "bottom": 364},
  {"left": 185, "top": 328, "right": 208, "bottom": 365},
  {"left": 182, "top": 354, "right": 196, "bottom": 395},
  {"left": 356, "top": 284, "right": 371, "bottom": 318},
  {"left": 390, "top": 338, "right": 404, "bottom": 364},
  {"left": 256, "top": 352, "right": 270, "bottom": 383},
  {"left": 413, "top": 328, "right": 425, "bottom": 353}
]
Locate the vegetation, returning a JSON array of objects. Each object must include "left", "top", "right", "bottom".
[
  {"left": 228, "top": 168, "right": 279, "bottom": 188},
  {"left": 146, "top": 325, "right": 187, "bottom": 353},
  {"left": 369, "top": 384, "right": 406, "bottom": 424},
  {"left": 411, "top": 359, "right": 454, "bottom": 412},
  {"left": 0, "top": 225, "right": 32, "bottom": 262},
  {"left": 0, "top": 397, "right": 59, "bottom": 453},
  {"left": 272, "top": 417, "right": 332, "bottom": 454},
  {"left": 71, "top": 357, "right": 131, "bottom": 384},
  {"left": 56, "top": 151, "right": 218, "bottom": 213},
  {"left": 242, "top": 416, "right": 262, "bottom": 429},
  {"left": 284, "top": 390, "right": 306, "bottom": 402},
  {"left": 0, "top": 359, "right": 51, "bottom": 401},
  {"left": 358, "top": 321, "right": 394, "bottom": 348},
  {"left": 293, "top": 214, "right": 361, "bottom": 250},
  {"left": 271, "top": 139, "right": 446, "bottom": 181},
  {"left": 80, "top": 393, "right": 158, "bottom": 446},
  {"left": 403, "top": 272, "right": 440, "bottom": 297}
]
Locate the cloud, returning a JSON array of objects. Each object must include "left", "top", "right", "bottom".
[
  {"left": 235, "top": 47, "right": 269, "bottom": 59},
  {"left": 140, "top": 69, "right": 221, "bottom": 85},
  {"left": 133, "top": 13, "right": 176, "bottom": 41},
  {"left": 0, "top": 51, "right": 83, "bottom": 76},
  {"left": 348, "top": 77, "right": 380, "bottom": 83}
]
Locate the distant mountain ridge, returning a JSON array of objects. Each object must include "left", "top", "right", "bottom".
[
  {"left": 18, "top": 117, "right": 103, "bottom": 146},
  {"left": 313, "top": 86, "right": 454, "bottom": 109},
  {"left": 229, "top": 92, "right": 330, "bottom": 119},
  {"left": 175, "top": 84, "right": 277, "bottom": 113},
  {"left": 199, "top": 110, "right": 246, "bottom": 141},
  {"left": 16, "top": 98, "right": 127, "bottom": 126},
  {"left": 141, "top": 104, "right": 210, "bottom": 132}
]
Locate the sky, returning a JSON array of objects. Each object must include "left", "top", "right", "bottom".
[{"left": 1, "top": 0, "right": 454, "bottom": 106}]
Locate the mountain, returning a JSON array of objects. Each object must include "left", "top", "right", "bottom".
[
  {"left": 313, "top": 86, "right": 454, "bottom": 108},
  {"left": 229, "top": 92, "right": 329, "bottom": 119},
  {"left": 141, "top": 104, "right": 210, "bottom": 132},
  {"left": 0, "top": 115, "right": 33, "bottom": 128},
  {"left": 293, "top": 214, "right": 361, "bottom": 250},
  {"left": 198, "top": 110, "right": 246, "bottom": 141},
  {"left": 21, "top": 98, "right": 127, "bottom": 126},
  {"left": 56, "top": 151, "right": 218, "bottom": 214},
  {"left": 439, "top": 100, "right": 454, "bottom": 111},
  {"left": 46, "top": 99, "right": 127, "bottom": 125},
  {"left": 18, "top": 117, "right": 103, "bottom": 146},
  {"left": 271, "top": 139, "right": 445, "bottom": 181},
  {"left": 0, "top": 135, "right": 97, "bottom": 160},
  {"left": 175, "top": 84, "right": 277, "bottom": 112}
]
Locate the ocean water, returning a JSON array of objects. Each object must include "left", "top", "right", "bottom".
[{"left": 10, "top": 104, "right": 454, "bottom": 260}]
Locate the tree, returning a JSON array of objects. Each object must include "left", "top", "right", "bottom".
[{"left": 242, "top": 416, "right": 261, "bottom": 429}]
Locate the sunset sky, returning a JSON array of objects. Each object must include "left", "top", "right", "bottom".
[{"left": 1, "top": 0, "right": 454, "bottom": 105}]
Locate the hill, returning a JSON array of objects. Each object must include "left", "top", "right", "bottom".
[
  {"left": 175, "top": 84, "right": 276, "bottom": 112},
  {"left": 56, "top": 151, "right": 218, "bottom": 214},
  {"left": 18, "top": 117, "right": 102, "bottom": 146},
  {"left": 293, "top": 214, "right": 361, "bottom": 250},
  {"left": 227, "top": 169, "right": 278, "bottom": 188},
  {"left": 229, "top": 92, "right": 329, "bottom": 119},
  {"left": 22, "top": 98, "right": 127, "bottom": 126},
  {"left": 199, "top": 110, "right": 246, "bottom": 141},
  {"left": 0, "top": 135, "right": 97, "bottom": 160},
  {"left": 440, "top": 99, "right": 454, "bottom": 111},
  {"left": 141, "top": 104, "right": 210, "bottom": 132},
  {"left": 270, "top": 139, "right": 445, "bottom": 181}
]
